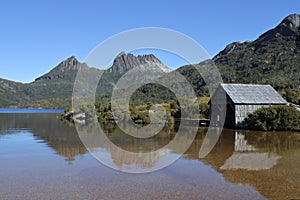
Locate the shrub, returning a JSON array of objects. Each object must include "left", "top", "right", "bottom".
[{"left": 245, "top": 105, "right": 300, "bottom": 131}]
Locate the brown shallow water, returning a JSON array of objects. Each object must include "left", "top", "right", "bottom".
[{"left": 0, "top": 113, "right": 299, "bottom": 200}]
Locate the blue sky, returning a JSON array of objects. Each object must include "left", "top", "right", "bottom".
[{"left": 0, "top": 0, "right": 299, "bottom": 83}]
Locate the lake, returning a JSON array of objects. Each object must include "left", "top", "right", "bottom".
[
  {"left": 0, "top": 112, "right": 299, "bottom": 200},
  {"left": 0, "top": 108, "right": 64, "bottom": 113}
]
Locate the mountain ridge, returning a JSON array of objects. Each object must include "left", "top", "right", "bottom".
[
  {"left": 108, "top": 52, "right": 171, "bottom": 74},
  {"left": 34, "top": 56, "right": 89, "bottom": 82},
  {"left": 0, "top": 52, "right": 171, "bottom": 107},
  {"left": 0, "top": 13, "right": 299, "bottom": 107},
  {"left": 214, "top": 13, "right": 300, "bottom": 60},
  {"left": 212, "top": 13, "right": 300, "bottom": 88}
]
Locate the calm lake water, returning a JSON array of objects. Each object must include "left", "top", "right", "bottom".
[
  {"left": 0, "top": 112, "right": 299, "bottom": 200},
  {"left": 0, "top": 108, "right": 64, "bottom": 113}
]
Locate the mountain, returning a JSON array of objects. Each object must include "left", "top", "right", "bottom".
[
  {"left": 0, "top": 56, "right": 86, "bottom": 107},
  {"left": 1, "top": 13, "right": 300, "bottom": 107},
  {"left": 176, "top": 13, "right": 300, "bottom": 104},
  {"left": 0, "top": 53, "right": 171, "bottom": 107},
  {"left": 108, "top": 51, "right": 171, "bottom": 74},
  {"left": 0, "top": 78, "right": 27, "bottom": 106},
  {"left": 34, "top": 56, "right": 89, "bottom": 82},
  {"left": 213, "top": 13, "right": 300, "bottom": 88}
]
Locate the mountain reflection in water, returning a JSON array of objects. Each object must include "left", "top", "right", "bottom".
[
  {"left": 0, "top": 113, "right": 299, "bottom": 199},
  {"left": 0, "top": 113, "right": 87, "bottom": 163}
]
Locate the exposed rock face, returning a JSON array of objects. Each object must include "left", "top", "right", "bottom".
[
  {"left": 214, "top": 41, "right": 251, "bottom": 59},
  {"left": 214, "top": 14, "right": 300, "bottom": 59},
  {"left": 281, "top": 13, "right": 300, "bottom": 29},
  {"left": 55, "top": 56, "right": 88, "bottom": 72},
  {"left": 108, "top": 52, "right": 171, "bottom": 74},
  {"left": 257, "top": 13, "right": 300, "bottom": 42},
  {"left": 1, "top": 13, "right": 300, "bottom": 107},
  {"left": 35, "top": 56, "right": 88, "bottom": 81},
  {"left": 212, "top": 13, "right": 300, "bottom": 86}
]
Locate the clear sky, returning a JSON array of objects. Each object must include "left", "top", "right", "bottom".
[{"left": 0, "top": 0, "right": 299, "bottom": 83}]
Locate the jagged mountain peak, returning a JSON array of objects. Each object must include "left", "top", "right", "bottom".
[
  {"left": 117, "top": 51, "right": 126, "bottom": 57},
  {"left": 64, "top": 55, "right": 78, "bottom": 62},
  {"left": 214, "top": 13, "right": 300, "bottom": 59},
  {"left": 34, "top": 56, "right": 88, "bottom": 82},
  {"left": 54, "top": 56, "right": 87, "bottom": 72},
  {"left": 255, "top": 13, "right": 300, "bottom": 43},
  {"left": 108, "top": 52, "right": 171, "bottom": 74},
  {"left": 137, "top": 54, "right": 162, "bottom": 63},
  {"left": 281, "top": 13, "right": 300, "bottom": 29},
  {"left": 1, "top": 13, "right": 300, "bottom": 107},
  {"left": 213, "top": 13, "right": 300, "bottom": 87}
]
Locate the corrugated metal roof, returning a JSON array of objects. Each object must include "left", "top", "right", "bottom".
[{"left": 220, "top": 84, "right": 287, "bottom": 104}]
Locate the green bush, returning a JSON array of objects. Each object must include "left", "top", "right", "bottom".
[
  {"left": 283, "top": 89, "right": 300, "bottom": 105},
  {"left": 245, "top": 105, "right": 300, "bottom": 131}
]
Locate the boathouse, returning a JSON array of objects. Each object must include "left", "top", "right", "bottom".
[{"left": 210, "top": 84, "right": 288, "bottom": 128}]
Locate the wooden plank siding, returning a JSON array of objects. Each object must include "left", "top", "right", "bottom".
[{"left": 210, "top": 84, "right": 288, "bottom": 128}]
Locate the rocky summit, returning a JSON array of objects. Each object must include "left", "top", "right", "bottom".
[
  {"left": 212, "top": 13, "right": 300, "bottom": 87},
  {"left": 0, "top": 13, "right": 299, "bottom": 107},
  {"left": 215, "top": 13, "right": 300, "bottom": 59},
  {"left": 281, "top": 13, "right": 300, "bottom": 29},
  {"left": 108, "top": 52, "right": 171, "bottom": 74},
  {"left": 34, "top": 56, "right": 89, "bottom": 82}
]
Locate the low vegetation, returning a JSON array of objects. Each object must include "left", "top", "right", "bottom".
[
  {"left": 245, "top": 105, "right": 300, "bottom": 131},
  {"left": 62, "top": 96, "right": 211, "bottom": 125},
  {"left": 282, "top": 89, "right": 300, "bottom": 105},
  {"left": 12, "top": 98, "right": 71, "bottom": 109}
]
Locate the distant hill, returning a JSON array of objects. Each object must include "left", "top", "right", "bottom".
[
  {"left": 0, "top": 56, "right": 91, "bottom": 107},
  {"left": 214, "top": 13, "right": 300, "bottom": 88},
  {"left": 0, "top": 53, "right": 171, "bottom": 107},
  {"left": 0, "top": 78, "right": 28, "bottom": 107},
  {"left": 0, "top": 13, "right": 299, "bottom": 107},
  {"left": 176, "top": 13, "right": 300, "bottom": 104}
]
